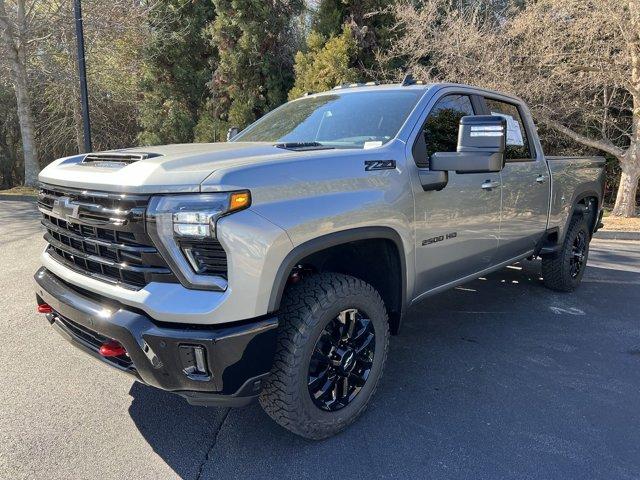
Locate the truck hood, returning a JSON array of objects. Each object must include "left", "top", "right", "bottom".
[{"left": 38, "top": 142, "right": 306, "bottom": 193}]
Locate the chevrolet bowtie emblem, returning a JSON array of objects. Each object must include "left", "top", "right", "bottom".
[{"left": 52, "top": 196, "right": 80, "bottom": 222}]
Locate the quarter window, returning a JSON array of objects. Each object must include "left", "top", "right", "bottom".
[{"left": 484, "top": 99, "right": 533, "bottom": 160}]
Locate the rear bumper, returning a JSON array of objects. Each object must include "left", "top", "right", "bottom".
[{"left": 34, "top": 267, "right": 278, "bottom": 407}]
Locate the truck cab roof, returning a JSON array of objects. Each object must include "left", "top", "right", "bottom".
[{"left": 303, "top": 81, "right": 526, "bottom": 108}]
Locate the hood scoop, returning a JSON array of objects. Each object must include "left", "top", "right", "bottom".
[{"left": 82, "top": 152, "right": 162, "bottom": 167}]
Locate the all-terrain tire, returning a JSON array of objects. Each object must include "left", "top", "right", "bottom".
[
  {"left": 542, "top": 215, "right": 591, "bottom": 292},
  {"left": 259, "top": 273, "right": 390, "bottom": 440}
]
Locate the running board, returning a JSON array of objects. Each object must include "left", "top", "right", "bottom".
[{"left": 410, "top": 250, "right": 535, "bottom": 305}]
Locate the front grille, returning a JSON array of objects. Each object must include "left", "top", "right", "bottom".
[
  {"left": 54, "top": 313, "right": 133, "bottom": 369},
  {"left": 38, "top": 184, "right": 177, "bottom": 289}
]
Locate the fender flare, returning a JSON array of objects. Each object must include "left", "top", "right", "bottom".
[
  {"left": 562, "top": 188, "right": 602, "bottom": 242},
  {"left": 267, "top": 226, "right": 408, "bottom": 318}
]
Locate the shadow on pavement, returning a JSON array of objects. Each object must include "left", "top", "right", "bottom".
[
  {"left": 128, "top": 382, "right": 229, "bottom": 480},
  {"left": 128, "top": 254, "right": 640, "bottom": 479}
]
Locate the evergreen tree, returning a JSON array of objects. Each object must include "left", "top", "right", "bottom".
[
  {"left": 138, "top": 0, "right": 216, "bottom": 145},
  {"left": 208, "top": 0, "right": 304, "bottom": 128},
  {"left": 312, "top": 0, "right": 344, "bottom": 38},
  {"left": 288, "top": 26, "right": 358, "bottom": 99},
  {"left": 311, "top": 0, "right": 395, "bottom": 72}
]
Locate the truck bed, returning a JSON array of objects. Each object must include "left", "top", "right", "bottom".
[{"left": 546, "top": 156, "right": 606, "bottom": 239}]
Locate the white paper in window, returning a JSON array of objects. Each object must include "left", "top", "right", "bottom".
[{"left": 491, "top": 112, "right": 524, "bottom": 146}]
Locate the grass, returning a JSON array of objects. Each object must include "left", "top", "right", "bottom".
[
  {"left": 601, "top": 213, "right": 640, "bottom": 232},
  {"left": 0, "top": 186, "right": 38, "bottom": 197}
]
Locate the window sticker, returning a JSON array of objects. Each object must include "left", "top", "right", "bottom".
[
  {"left": 470, "top": 125, "right": 504, "bottom": 137},
  {"left": 491, "top": 112, "right": 524, "bottom": 146},
  {"left": 363, "top": 141, "right": 383, "bottom": 149}
]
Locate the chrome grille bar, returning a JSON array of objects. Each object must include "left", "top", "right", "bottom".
[{"left": 39, "top": 184, "right": 178, "bottom": 289}]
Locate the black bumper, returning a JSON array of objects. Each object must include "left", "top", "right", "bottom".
[{"left": 34, "top": 267, "right": 278, "bottom": 407}]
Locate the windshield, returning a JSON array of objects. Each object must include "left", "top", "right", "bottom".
[{"left": 233, "top": 90, "right": 423, "bottom": 149}]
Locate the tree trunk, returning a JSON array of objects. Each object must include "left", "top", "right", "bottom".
[
  {"left": 0, "top": 0, "right": 40, "bottom": 187},
  {"left": 11, "top": 59, "right": 39, "bottom": 186},
  {"left": 616, "top": 17, "right": 640, "bottom": 218},
  {"left": 612, "top": 155, "right": 640, "bottom": 217}
]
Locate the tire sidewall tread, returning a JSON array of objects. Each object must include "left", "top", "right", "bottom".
[
  {"left": 259, "top": 273, "right": 390, "bottom": 440},
  {"left": 542, "top": 215, "right": 591, "bottom": 292}
]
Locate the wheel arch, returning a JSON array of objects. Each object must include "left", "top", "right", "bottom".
[
  {"left": 566, "top": 190, "right": 601, "bottom": 238},
  {"left": 268, "top": 227, "right": 408, "bottom": 335},
  {"left": 538, "top": 189, "right": 601, "bottom": 257}
]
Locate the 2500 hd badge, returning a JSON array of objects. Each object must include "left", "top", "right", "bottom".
[{"left": 422, "top": 232, "right": 458, "bottom": 246}]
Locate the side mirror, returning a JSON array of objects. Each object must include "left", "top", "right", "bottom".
[
  {"left": 430, "top": 115, "right": 506, "bottom": 174},
  {"left": 227, "top": 126, "right": 240, "bottom": 141}
]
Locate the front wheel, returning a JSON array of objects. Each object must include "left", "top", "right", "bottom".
[
  {"left": 542, "top": 215, "right": 591, "bottom": 292},
  {"left": 259, "top": 273, "right": 389, "bottom": 440}
]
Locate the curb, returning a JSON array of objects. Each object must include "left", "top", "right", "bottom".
[
  {"left": 594, "top": 230, "right": 640, "bottom": 241},
  {"left": 0, "top": 194, "right": 37, "bottom": 202}
]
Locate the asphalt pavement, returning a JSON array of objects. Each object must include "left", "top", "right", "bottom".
[{"left": 1, "top": 197, "right": 640, "bottom": 480}]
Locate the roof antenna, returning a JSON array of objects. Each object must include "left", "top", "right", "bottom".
[{"left": 401, "top": 73, "right": 416, "bottom": 86}]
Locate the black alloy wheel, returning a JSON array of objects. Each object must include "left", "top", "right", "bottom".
[
  {"left": 308, "top": 308, "right": 376, "bottom": 412},
  {"left": 259, "top": 273, "right": 389, "bottom": 439},
  {"left": 542, "top": 215, "right": 591, "bottom": 292},
  {"left": 570, "top": 230, "right": 588, "bottom": 278}
]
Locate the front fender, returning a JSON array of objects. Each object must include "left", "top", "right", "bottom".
[
  {"left": 265, "top": 226, "right": 409, "bottom": 313},
  {"left": 201, "top": 142, "right": 416, "bottom": 313}
]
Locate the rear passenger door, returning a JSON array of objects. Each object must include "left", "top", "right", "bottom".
[{"left": 482, "top": 97, "right": 550, "bottom": 260}]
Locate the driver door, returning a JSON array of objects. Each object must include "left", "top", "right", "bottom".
[{"left": 412, "top": 93, "right": 502, "bottom": 296}]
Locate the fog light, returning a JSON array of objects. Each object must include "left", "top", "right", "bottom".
[{"left": 179, "top": 345, "right": 209, "bottom": 379}]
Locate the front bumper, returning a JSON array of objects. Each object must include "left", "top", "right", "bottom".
[{"left": 34, "top": 267, "right": 278, "bottom": 407}]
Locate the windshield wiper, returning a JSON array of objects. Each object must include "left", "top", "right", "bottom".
[{"left": 275, "top": 142, "right": 335, "bottom": 151}]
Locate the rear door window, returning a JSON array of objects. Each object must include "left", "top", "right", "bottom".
[{"left": 484, "top": 99, "right": 533, "bottom": 160}]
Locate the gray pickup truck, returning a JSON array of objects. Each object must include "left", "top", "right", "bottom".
[{"left": 34, "top": 81, "right": 605, "bottom": 439}]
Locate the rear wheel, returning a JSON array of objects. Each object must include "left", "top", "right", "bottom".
[
  {"left": 259, "top": 273, "right": 389, "bottom": 440},
  {"left": 542, "top": 215, "right": 591, "bottom": 292}
]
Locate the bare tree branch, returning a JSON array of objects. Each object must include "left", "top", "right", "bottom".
[{"left": 538, "top": 114, "right": 625, "bottom": 159}]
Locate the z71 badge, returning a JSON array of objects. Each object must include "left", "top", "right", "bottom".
[
  {"left": 422, "top": 232, "right": 457, "bottom": 246},
  {"left": 364, "top": 160, "right": 396, "bottom": 171}
]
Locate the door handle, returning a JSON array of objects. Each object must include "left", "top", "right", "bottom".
[
  {"left": 536, "top": 175, "right": 547, "bottom": 184},
  {"left": 481, "top": 180, "right": 500, "bottom": 191}
]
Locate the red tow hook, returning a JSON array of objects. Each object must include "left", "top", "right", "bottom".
[
  {"left": 37, "top": 303, "right": 53, "bottom": 314},
  {"left": 99, "top": 340, "right": 127, "bottom": 358}
]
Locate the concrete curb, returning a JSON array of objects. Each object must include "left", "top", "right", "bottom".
[
  {"left": 594, "top": 230, "right": 640, "bottom": 241},
  {"left": 0, "top": 194, "right": 37, "bottom": 202}
]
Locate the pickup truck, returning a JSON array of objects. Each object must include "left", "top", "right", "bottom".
[{"left": 34, "top": 81, "right": 605, "bottom": 439}]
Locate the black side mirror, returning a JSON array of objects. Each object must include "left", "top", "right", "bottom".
[
  {"left": 227, "top": 127, "right": 240, "bottom": 141},
  {"left": 430, "top": 115, "right": 506, "bottom": 174}
]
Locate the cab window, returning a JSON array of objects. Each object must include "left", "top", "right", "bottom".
[
  {"left": 424, "top": 95, "right": 475, "bottom": 157},
  {"left": 414, "top": 94, "right": 475, "bottom": 168},
  {"left": 484, "top": 98, "right": 533, "bottom": 160}
]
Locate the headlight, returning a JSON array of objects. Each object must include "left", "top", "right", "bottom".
[
  {"left": 146, "top": 191, "right": 250, "bottom": 290},
  {"left": 150, "top": 191, "right": 250, "bottom": 239}
]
